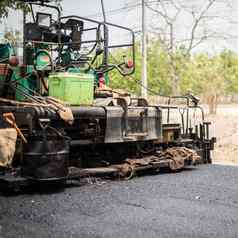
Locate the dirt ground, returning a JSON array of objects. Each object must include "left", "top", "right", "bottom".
[{"left": 206, "top": 104, "right": 238, "bottom": 165}]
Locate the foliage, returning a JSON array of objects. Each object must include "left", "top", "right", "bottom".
[
  {"left": 109, "top": 41, "right": 172, "bottom": 96},
  {"left": 108, "top": 39, "right": 238, "bottom": 104},
  {"left": 220, "top": 50, "right": 238, "bottom": 95},
  {"left": 0, "top": 0, "right": 61, "bottom": 18},
  {"left": 0, "top": 0, "right": 25, "bottom": 18},
  {"left": 2, "top": 0, "right": 238, "bottom": 113}
]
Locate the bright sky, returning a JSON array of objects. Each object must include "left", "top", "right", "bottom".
[{"left": 1, "top": 0, "right": 238, "bottom": 53}]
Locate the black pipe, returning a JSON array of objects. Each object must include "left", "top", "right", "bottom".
[{"left": 71, "top": 107, "right": 106, "bottom": 119}]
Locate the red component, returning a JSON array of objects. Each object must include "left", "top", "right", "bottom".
[
  {"left": 126, "top": 59, "right": 134, "bottom": 69},
  {"left": 99, "top": 76, "right": 105, "bottom": 88},
  {"left": 9, "top": 56, "right": 19, "bottom": 67}
]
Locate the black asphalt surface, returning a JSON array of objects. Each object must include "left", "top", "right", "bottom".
[{"left": 1, "top": 164, "right": 238, "bottom": 238}]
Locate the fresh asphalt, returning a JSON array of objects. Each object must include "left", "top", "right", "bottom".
[{"left": 1, "top": 164, "right": 238, "bottom": 238}]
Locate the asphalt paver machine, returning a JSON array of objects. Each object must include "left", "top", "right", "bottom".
[{"left": 0, "top": 0, "right": 215, "bottom": 189}]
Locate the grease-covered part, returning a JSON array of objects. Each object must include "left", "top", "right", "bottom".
[
  {"left": 22, "top": 135, "right": 70, "bottom": 181},
  {"left": 111, "top": 147, "right": 201, "bottom": 179},
  {"left": 67, "top": 147, "right": 201, "bottom": 180}
]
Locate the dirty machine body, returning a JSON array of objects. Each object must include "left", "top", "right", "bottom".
[{"left": 0, "top": 0, "right": 215, "bottom": 186}]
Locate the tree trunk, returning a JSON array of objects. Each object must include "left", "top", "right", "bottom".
[
  {"left": 171, "top": 74, "right": 180, "bottom": 96},
  {"left": 207, "top": 95, "right": 218, "bottom": 115},
  {"left": 170, "top": 59, "right": 180, "bottom": 96}
]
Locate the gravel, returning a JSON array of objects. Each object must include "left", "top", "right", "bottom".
[{"left": 1, "top": 164, "right": 238, "bottom": 238}]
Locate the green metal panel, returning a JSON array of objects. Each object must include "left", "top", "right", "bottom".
[
  {"left": 49, "top": 73, "right": 95, "bottom": 105},
  {"left": 35, "top": 50, "right": 51, "bottom": 71},
  {"left": 0, "top": 44, "right": 11, "bottom": 62}
]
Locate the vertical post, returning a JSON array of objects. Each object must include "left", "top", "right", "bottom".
[
  {"left": 141, "top": 0, "right": 147, "bottom": 98},
  {"left": 101, "top": 0, "right": 109, "bottom": 72},
  {"left": 23, "top": 8, "right": 26, "bottom": 65},
  {"left": 101, "top": 0, "right": 107, "bottom": 22}
]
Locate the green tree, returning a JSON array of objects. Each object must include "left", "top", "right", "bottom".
[
  {"left": 220, "top": 50, "right": 238, "bottom": 96},
  {"left": 109, "top": 43, "right": 141, "bottom": 95},
  {"left": 109, "top": 40, "right": 173, "bottom": 96},
  {"left": 147, "top": 40, "right": 171, "bottom": 96},
  {"left": 185, "top": 53, "right": 225, "bottom": 114}
]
